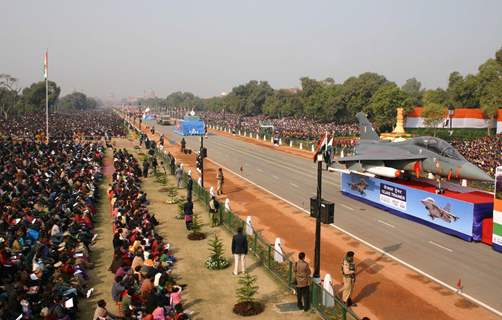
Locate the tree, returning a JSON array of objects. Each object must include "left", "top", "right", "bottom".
[
  {"left": 204, "top": 96, "right": 225, "bottom": 112},
  {"left": 263, "top": 89, "right": 303, "bottom": 118},
  {"left": 165, "top": 92, "right": 204, "bottom": 111},
  {"left": 337, "top": 72, "right": 389, "bottom": 116},
  {"left": 401, "top": 77, "right": 423, "bottom": 105},
  {"left": 21, "top": 80, "right": 60, "bottom": 112},
  {"left": 205, "top": 234, "right": 229, "bottom": 270},
  {"left": 300, "top": 77, "right": 327, "bottom": 120},
  {"left": 447, "top": 72, "right": 480, "bottom": 107},
  {"left": 235, "top": 272, "right": 259, "bottom": 303},
  {"left": 190, "top": 213, "right": 202, "bottom": 234},
  {"left": 58, "top": 92, "right": 91, "bottom": 110},
  {"left": 0, "top": 74, "right": 21, "bottom": 119},
  {"left": 422, "top": 92, "right": 447, "bottom": 137},
  {"left": 366, "top": 83, "right": 413, "bottom": 132},
  {"left": 422, "top": 88, "right": 449, "bottom": 105},
  {"left": 223, "top": 81, "right": 273, "bottom": 115},
  {"left": 480, "top": 80, "right": 502, "bottom": 136}
]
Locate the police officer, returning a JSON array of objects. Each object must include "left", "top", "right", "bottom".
[{"left": 341, "top": 251, "right": 356, "bottom": 307}]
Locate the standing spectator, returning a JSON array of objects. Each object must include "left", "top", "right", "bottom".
[
  {"left": 159, "top": 134, "right": 164, "bottom": 146},
  {"left": 231, "top": 227, "right": 248, "bottom": 275},
  {"left": 169, "top": 155, "right": 176, "bottom": 175},
  {"left": 151, "top": 156, "right": 158, "bottom": 174},
  {"left": 294, "top": 252, "right": 311, "bottom": 312},
  {"left": 186, "top": 174, "right": 193, "bottom": 202},
  {"left": 180, "top": 137, "right": 186, "bottom": 153},
  {"left": 175, "top": 165, "right": 183, "bottom": 188},
  {"left": 341, "top": 251, "right": 356, "bottom": 307},
  {"left": 208, "top": 195, "right": 220, "bottom": 227},
  {"left": 184, "top": 201, "right": 194, "bottom": 231},
  {"left": 143, "top": 158, "right": 150, "bottom": 178},
  {"left": 217, "top": 168, "right": 224, "bottom": 195}
]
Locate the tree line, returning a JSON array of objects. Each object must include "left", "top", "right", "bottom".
[
  {"left": 140, "top": 47, "right": 501, "bottom": 133},
  {"left": 0, "top": 77, "right": 99, "bottom": 119}
]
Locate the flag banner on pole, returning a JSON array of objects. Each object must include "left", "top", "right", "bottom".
[
  {"left": 313, "top": 131, "right": 328, "bottom": 162},
  {"left": 44, "top": 50, "right": 48, "bottom": 79}
]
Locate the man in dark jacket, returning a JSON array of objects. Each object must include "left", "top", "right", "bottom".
[
  {"left": 231, "top": 227, "right": 248, "bottom": 275},
  {"left": 294, "top": 252, "right": 311, "bottom": 311},
  {"left": 142, "top": 159, "right": 150, "bottom": 178}
]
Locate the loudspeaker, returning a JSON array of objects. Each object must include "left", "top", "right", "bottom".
[{"left": 310, "top": 197, "right": 335, "bottom": 224}]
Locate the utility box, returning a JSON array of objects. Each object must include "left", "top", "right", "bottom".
[{"left": 310, "top": 197, "right": 335, "bottom": 224}]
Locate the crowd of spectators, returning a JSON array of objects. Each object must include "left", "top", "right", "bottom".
[
  {"left": 0, "top": 110, "right": 127, "bottom": 140},
  {"left": 0, "top": 137, "right": 103, "bottom": 319},
  {"left": 451, "top": 134, "right": 502, "bottom": 176},
  {"left": 106, "top": 148, "right": 188, "bottom": 319},
  {"left": 199, "top": 111, "right": 358, "bottom": 140}
]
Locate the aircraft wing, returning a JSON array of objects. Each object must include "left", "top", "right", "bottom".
[{"left": 336, "top": 144, "right": 427, "bottom": 163}]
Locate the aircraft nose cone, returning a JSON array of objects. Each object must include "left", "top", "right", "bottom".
[{"left": 460, "top": 163, "right": 493, "bottom": 182}]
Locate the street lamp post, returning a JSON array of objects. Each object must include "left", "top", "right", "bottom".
[
  {"left": 313, "top": 153, "right": 323, "bottom": 281},
  {"left": 448, "top": 105, "right": 454, "bottom": 136},
  {"left": 200, "top": 136, "right": 204, "bottom": 187}
]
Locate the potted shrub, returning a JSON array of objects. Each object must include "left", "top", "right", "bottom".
[
  {"left": 204, "top": 234, "right": 229, "bottom": 270},
  {"left": 233, "top": 272, "right": 264, "bottom": 316},
  {"left": 187, "top": 213, "right": 206, "bottom": 240}
]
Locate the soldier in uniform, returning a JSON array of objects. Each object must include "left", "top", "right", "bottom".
[
  {"left": 341, "top": 251, "right": 356, "bottom": 306},
  {"left": 217, "top": 168, "right": 224, "bottom": 195}
]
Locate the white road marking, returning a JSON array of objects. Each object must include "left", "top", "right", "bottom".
[
  {"left": 272, "top": 175, "right": 279, "bottom": 180},
  {"left": 125, "top": 118, "right": 502, "bottom": 318},
  {"left": 377, "top": 219, "right": 396, "bottom": 228},
  {"left": 428, "top": 241, "right": 454, "bottom": 253},
  {"left": 290, "top": 182, "right": 299, "bottom": 188},
  {"left": 340, "top": 203, "right": 355, "bottom": 211}
]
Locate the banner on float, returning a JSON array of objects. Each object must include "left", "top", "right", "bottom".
[
  {"left": 493, "top": 167, "right": 502, "bottom": 251},
  {"left": 174, "top": 118, "right": 205, "bottom": 136},
  {"left": 405, "top": 107, "right": 496, "bottom": 129},
  {"left": 340, "top": 173, "right": 492, "bottom": 240}
]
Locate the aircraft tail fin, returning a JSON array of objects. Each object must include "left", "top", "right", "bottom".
[
  {"left": 356, "top": 112, "right": 379, "bottom": 141},
  {"left": 443, "top": 203, "right": 452, "bottom": 213}
]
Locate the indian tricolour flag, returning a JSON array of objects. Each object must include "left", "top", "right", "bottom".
[
  {"left": 313, "top": 132, "right": 331, "bottom": 162},
  {"left": 44, "top": 50, "right": 48, "bottom": 79}
]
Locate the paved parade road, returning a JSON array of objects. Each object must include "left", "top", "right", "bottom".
[{"left": 149, "top": 121, "right": 502, "bottom": 314}]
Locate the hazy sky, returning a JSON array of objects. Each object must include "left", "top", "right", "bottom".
[{"left": 1, "top": 0, "right": 501, "bottom": 99}]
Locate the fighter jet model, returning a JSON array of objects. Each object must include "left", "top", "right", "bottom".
[
  {"left": 421, "top": 197, "right": 459, "bottom": 223},
  {"left": 348, "top": 179, "right": 369, "bottom": 195},
  {"left": 333, "top": 112, "right": 493, "bottom": 182}
]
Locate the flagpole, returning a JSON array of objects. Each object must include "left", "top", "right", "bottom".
[
  {"left": 45, "top": 50, "right": 49, "bottom": 143},
  {"left": 46, "top": 74, "right": 49, "bottom": 142}
]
